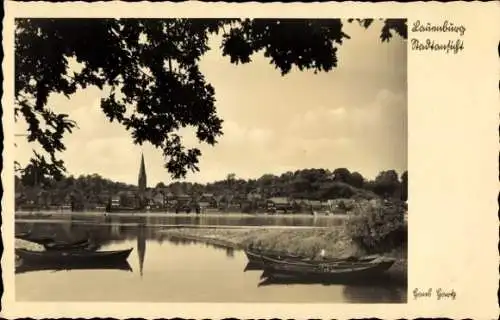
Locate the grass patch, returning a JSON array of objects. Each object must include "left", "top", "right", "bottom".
[{"left": 162, "top": 227, "right": 361, "bottom": 259}]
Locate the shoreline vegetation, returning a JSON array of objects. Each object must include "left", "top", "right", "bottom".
[
  {"left": 160, "top": 226, "right": 407, "bottom": 281},
  {"left": 159, "top": 201, "right": 408, "bottom": 282}
]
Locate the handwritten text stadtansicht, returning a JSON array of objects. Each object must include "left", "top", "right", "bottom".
[{"left": 411, "top": 39, "right": 464, "bottom": 54}]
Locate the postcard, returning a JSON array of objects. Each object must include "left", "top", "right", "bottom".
[{"left": 1, "top": 1, "right": 498, "bottom": 318}]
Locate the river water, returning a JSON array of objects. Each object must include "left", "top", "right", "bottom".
[{"left": 15, "top": 214, "right": 407, "bottom": 303}]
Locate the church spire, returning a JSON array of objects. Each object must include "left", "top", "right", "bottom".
[
  {"left": 138, "top": 153, "right": 147, "bottom": 209},
  {"left": 138, "top": 153, "right": 147, "bottom": 191}
]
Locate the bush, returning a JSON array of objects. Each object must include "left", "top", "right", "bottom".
[{"left": 345, "top": 200, "right": 407, "bottom": 253}]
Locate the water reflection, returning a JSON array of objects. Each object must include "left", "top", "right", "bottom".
[
  {"left": 16, "top": 259, "right": 133, "bottom": 274},
  {"left": 256, "top": 276, "right": 406, "bottom": 303},
  {"left": 137, "top": 219, "right": 146, "bottom": 277},
  {"left": 225, "top": 247, "right": 235, "bottom": 258},
  {"left": 342, "top": 284, "right": 406, "bottom": 303},
  {"left": 17, "top": 212, "right": 345, "bottom": 228},
  {"left": 257, "top": 272, "right": 404, "bottom": 286},
  {"left": 244, "top": 261, "right": 263, "bottom": 272},
  {"left": 15, "top": 219, "right": 406, "bottom": 303}
]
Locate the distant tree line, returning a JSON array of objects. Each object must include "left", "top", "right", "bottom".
[
  {"left": 15, "top": 166, "right": 408, "bottom": 208},
  {"left": 164, "top": 168, "right": 407, "bottom": 201}
]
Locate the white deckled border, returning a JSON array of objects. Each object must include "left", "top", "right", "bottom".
[{"left": 2, "top": 1, "right": 499, "bottom": 318}]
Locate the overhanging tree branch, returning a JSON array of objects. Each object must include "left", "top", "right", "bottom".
[{"left": 15, "top": 18, "right": 407, "bottom": 180}]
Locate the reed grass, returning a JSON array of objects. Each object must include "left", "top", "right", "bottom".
[
  {"left": 162, "top": 201, "right": 407, "bottom": 260},
  {"left": 162, "top": 227, "right": 361, "bottom": 259}
]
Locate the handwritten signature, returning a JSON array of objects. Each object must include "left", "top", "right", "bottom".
[{"left": 413, "top": 288, "right": 457, "bottom": 300}]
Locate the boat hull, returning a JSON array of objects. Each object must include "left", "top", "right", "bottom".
[
  {"left": 245, "top": 248, "right": 381, "bottom": 268},
  {"left": 15, "top": 231, "right": 32, "bottom": 238},
  {"left": 16, "top": 235, "right": 56, "bottom": 245},
  {"left": 245, "top": 249, "right": 305, "bottom": 265},
  {"left": 261, "top": 256, "right": 396, "bottom": 282},
  {"left": 43, "top": 239, "right": 97, "bottom": 251}
]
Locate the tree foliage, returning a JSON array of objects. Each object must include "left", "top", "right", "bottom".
[
  {"left": 15, "top": 18, "right": 407, "bottom": 179},
  {"left": 373, "top": 170, "right": 401, "bottom": 199},
  {"left": 400, "top": 170, "right": 408, "bottom": 202},
  {"left": 345, "top": 200, "right": 407, "bottom": 253}
]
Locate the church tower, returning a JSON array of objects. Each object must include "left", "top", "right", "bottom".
[{"left": 138, "top": 153, "right": 147, "bottom": 208}]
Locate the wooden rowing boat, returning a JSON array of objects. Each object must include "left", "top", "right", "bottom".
[
  {"left": 16, "top": 234, "right": 56, "bottom": 245},
  {"left": 245, "top": 249, "right": 305, "bottom": 264},
  {"left": 261, "top": 253, "right": 382, "bottom": 266},
  {"left": 16, "top": 248, "right": 133, "bottom": 264},
  {"left": 260, "top": 255, "right": 396, "bottom": 282},
  {"left": 43, "top": 239, "right": 97, "bottom": 251},
  {"left": 245, "top": 248, "right": 381, "bottom": 268},
  {"left": 15, "top": 230, "right": 32, "bottom": 238}
]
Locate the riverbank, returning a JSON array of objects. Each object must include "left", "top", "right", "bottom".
[
  {"left": 15, "top": 210, "right": 408, "bottom": 222},
  {"left": 160, "top": 227, "right": 407, "bottom": 281}
]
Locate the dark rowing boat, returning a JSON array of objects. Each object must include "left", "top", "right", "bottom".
[
  {"left": 265, "top": 253, "right": 381, "bottom": 265},
  {"left": 16, "top": 234, "right": 56, "bottom": 245},
  {"left": 245, "top": 248, "right": 381, "bottom": 268},
  {"left": 43, "top": 239, "right": 97, "bottom": 251},
  {"left": 18, "top": 231, "right": 94, "bottom": 249},
  {"left": 260, "top": 255, "right": 396, "bottom": 282},
  {"left": 15, "top": 259, "right": 133, "bottom": 274},
  {"left": 16, "top": 248, "right": 133, "bottom": 264},
  {"left": 245, "top": 249, "right": 305, "bottom": 264},
  {"left": 261, "top": 254, "right": 393, "bottom": 268},
  {"left": 15, "top": 230, "right": 32, "bottom": 238}
]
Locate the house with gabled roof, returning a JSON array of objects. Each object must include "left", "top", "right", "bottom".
[
  {"left": 150, "top": 192, "right": 165, "bottom": 207},
  {"left": 199, "top": 193, "right": 217, "bottom": 208},
  {"left": 267, "top": 197, "right": 292, "bottom": 213},
  {"left": 174, "top": 193, "right": 191, "bottom": 203}
]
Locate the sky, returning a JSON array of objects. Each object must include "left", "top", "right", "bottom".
[{"left": 14, "top": 20, "right": 407, "bottom": 187}]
